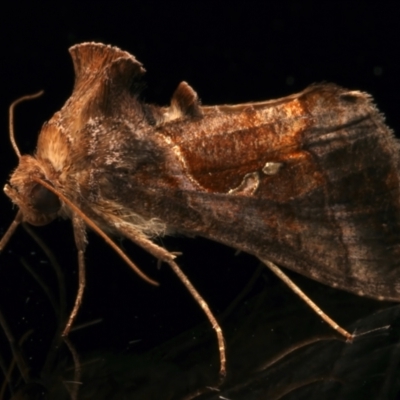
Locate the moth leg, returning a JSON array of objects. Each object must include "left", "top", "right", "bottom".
[
  {"left": 260, "top": 258, "right": 353, "bottom": 341},
  {"left": 63, "top": 215, "right": 87, "bottom": 336},
  {"left": 32, "top": 177, "right": 158, "bottom": 286},
  {"left": 0, "top": 210, "right": 23, "bottom": 253},
  {"left": 104, "top": 218, "right": 227, "bottom": 384},
  {"left": 167, "top": 259, "right": 226, "bottom": 382}
]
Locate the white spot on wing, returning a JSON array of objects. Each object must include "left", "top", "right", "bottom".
[{"left": 262, "top": 162, "right": 282, "bottom": 175}]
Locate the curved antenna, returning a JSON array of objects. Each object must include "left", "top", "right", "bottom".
[{"left": 9, "top": 90, "right": 44, "bottom": 159}]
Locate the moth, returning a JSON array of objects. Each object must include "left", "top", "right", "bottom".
[{"left": 2, "top": 42, "right": 400, "bottom": 386}]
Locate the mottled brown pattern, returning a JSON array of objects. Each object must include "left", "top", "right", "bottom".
[{"left": 4, "top": 42, "right": 400, "bottom": 302}]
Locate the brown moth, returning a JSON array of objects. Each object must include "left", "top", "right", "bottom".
[{"left": 2, "top": 42, "right": 400, "bottom": 385}]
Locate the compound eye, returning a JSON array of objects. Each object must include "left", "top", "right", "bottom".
[{"left": 30, "top": 183, "right": 61, "bottom": 214}]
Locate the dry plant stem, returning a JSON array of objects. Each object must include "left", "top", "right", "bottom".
[
  {"left": 261, "top": 258, "right": 353, "bottom": 341},
  {"left": 32, "top": 178, "right": 158, "bottom": 286},
  {"left": 168, "top": 259, "right": 226, "bottom": 383},
  {"left": 22, "top": 223, "right": 67, "bottom": 322},
  {"left": 0, "top": 211, "right": 22, "bottom": 253},
  {"left": 8, "top": 91, "right": 44, "bottom": 159}
]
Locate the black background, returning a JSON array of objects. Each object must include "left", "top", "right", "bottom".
[{"left": 1, "top": 2, "right": 400, "bottom": 399}]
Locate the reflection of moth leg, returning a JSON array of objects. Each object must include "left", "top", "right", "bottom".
[{"left": 0, "top": 307, "right": 32, "bottom": 395}]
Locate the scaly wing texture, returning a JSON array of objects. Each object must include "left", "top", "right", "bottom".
[
  {"left": 157, "top": 86, "right": 400, "bottom": 300},
  {"left": 33, "top": 43, "right": 400, "bottom": 301}
]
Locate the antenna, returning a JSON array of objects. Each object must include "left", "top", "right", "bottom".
[{"left": 9, "top": 91, "right": 44, "bottom": 159}]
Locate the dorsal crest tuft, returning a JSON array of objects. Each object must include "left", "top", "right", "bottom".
[
  {"left": 170, "top": 81, "right": 203, "bottom": 119},
  {"left": 67, "top": 42, "right": 146, "bottom": 119}
]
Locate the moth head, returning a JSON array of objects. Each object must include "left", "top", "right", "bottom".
[
  {"left": 4, "top": 91, "right": 61, "bottom": 227},
  {"left": 4, "top": 155, "right": 61, "bottom": 226}
]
